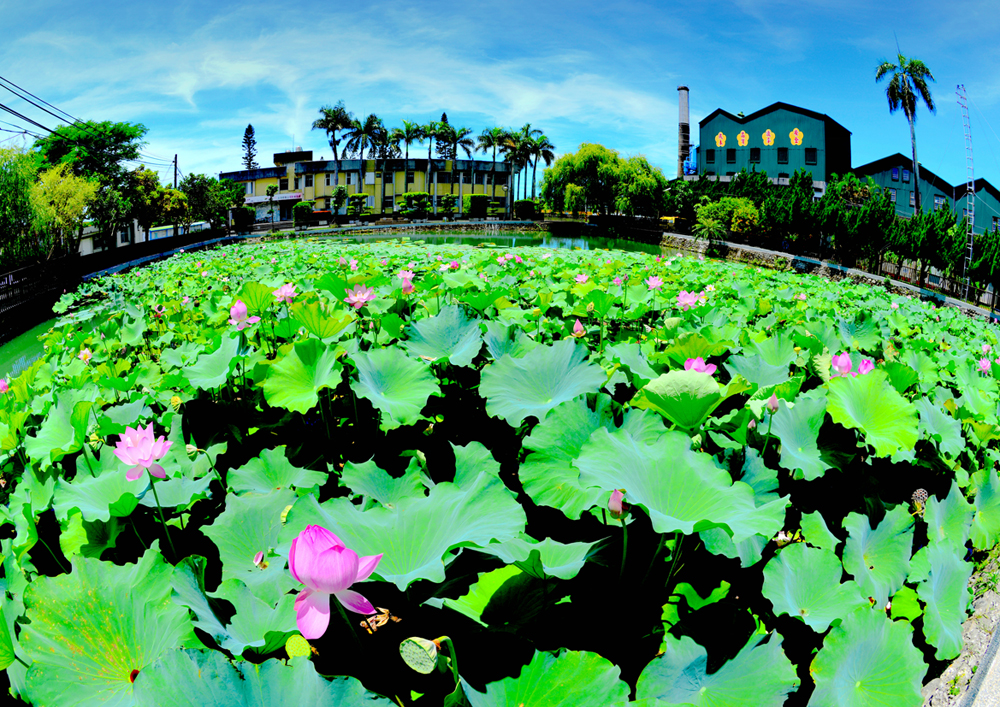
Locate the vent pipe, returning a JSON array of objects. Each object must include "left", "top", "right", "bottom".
[{"left": 677, "top": 85, "right": 690, "bottom": 179}]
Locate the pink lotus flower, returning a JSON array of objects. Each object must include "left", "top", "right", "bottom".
[
  {"left": 515, "top": 255, "right": 523, "bottom": 264},
  {"left": 349, "top": 259, "right": 359, "bottom": 271},
  {"left": 684, "top": 357, "right": 717, "bottom": 375},
  {"left": 984, "top": 344, "right": 992, "bottom": 354},
  {"left": 398, "top": 270, "right": 415, "bottom": 280},
  {"left": 78, "top": 348, "right": 92, "bottom": 364},
  {"left": 795, "top": 293, "right": 807, "bottom": 301},
  {"left": 400, "top": 278, "right": 415, "bottom": 295},
  {"left": 380, "top": 259, "right": 387, "bottom": 265},
  {"left": 613, "top": 276, "right": 623, "bottom": 285},
  {"left": 645, "top": 275, "right": 664, "bottom": 291},
  {"left": 891, "top": 303, "right": 899, "bottom": 310},
  {"left": 608, "top": 489, "right": 626, "bottom": 519},
  {"left": 450, "top": 261, "right": 460, "bottom": 270},
  {"left": 114, "top": 423, "right": 172, "bottom": 481},
  {"left": 290, "top": 525, "right": 382, "bottom": 639},
  {"left": 273, "top": 283, "right": 297, "bottom": 304},
  {"left": 345, "top": 284, "right": 376, "bottom": 309},
  {"left": 572, "top": 319, "right": 586, "bottom": 337},
  {"left": 229, "top": 300, "right": 261, "bottom": 330},
  {"left": 766, "top": 394, "right": 779, "bottom": 414},
  {"left": 253, "top": 551, "right": 264, "bottom": 566},
  {"left": 575, "top": 274, "right": 588, "bottom": 284},
  {"left": 271, "top": 258, "right": 277, "bottom": 264},
  {"left": 182, "top": 296, "right": 190, "bottom": 304},
  {"left": 706, "top": 285, "right": 715, "bottom": 292},
  {"left": 0, "top": 379, "right": 8, "bottom": 394},
  {"left": 339, "top": 257, "right": 348, "bottom": 266},
  {"left": 831, "top": 353, "right": 853, "bottom": 377},
  {"left": 748, "top": 418, "right": 757, "bottom": 430},
  {"left": 979, "top": 357, "right": 992, "bottom": 374},
  {"left": 857, "top": 359, "right": 875, "bottom": 375},
  {"left": 677, "top": 290, "right": 700, "bottom": 311}
]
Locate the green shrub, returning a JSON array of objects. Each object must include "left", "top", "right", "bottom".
[
  {"left": 399, "top": 192, "right": 430, "bottom": 219},
  {"left": 695, "top": 196, "right": 758, "bottom": 239},
  {"left": 514, "top": 200, "right": 536, "bottom": 220},
  {"left": 231, "top": 205, "right": 255, "bottom": 233},
  {"left": 463, "top": 194, "right": 489, "bottom": 219},
  {"left": 438, "top": 194, "right": 457, "bottom": 218},
  {"left": 347, "top": 194, "right": 369, "bottom": 218},
  {"left": 292, "top": 200, "right": 316, "bottom": 227},
  {"left": 330, "top": 186, "right": 347, "bottom": 216},
  {"left": 565, "top": 184, "right": 586, "bottom": 217}
]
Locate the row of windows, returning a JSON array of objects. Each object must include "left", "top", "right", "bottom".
[
  {"left": 886, "top": 189, "right": 950, "bottom": 209},
  {"left": 259, "top": 171, "right": 504, "bottom": 193},
  {"left": 705, "top": 147, "right": 817, "bottom": 166},
  {"left": 890, "top": 167, "right": 911, "bottom": 183}
]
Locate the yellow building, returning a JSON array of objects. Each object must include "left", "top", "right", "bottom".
[{"left": 220, "top": 149, "right": 512, "bottom": 221}]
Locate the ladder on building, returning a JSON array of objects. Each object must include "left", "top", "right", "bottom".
[{"left": 957, "top": 84, "right": 975, "bottom": 302}]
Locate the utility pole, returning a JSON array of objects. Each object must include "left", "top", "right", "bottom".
[{"left": 174, "top": 154, "right": 178, "bottom": 189}]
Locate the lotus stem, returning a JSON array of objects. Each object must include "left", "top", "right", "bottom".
[
  {"left": 666, "top": 533, "right": 685, "bottom": 587},
  {"left": 38, "top": 536, "right": 69, "bottom": 574},
  {"left": 80, "top": 447, "right": 97, "bottom": 478},
  {"left": 13, "top": 654, "right": 28, "bottom": 669},
  {"left": 148, "top": 473, "right": 178, "bottom": 559},
  {"left": 438, "top": 636, "right": 460, "bottom": 686},
  {"left": 619, "top": 519, "right": 628, "bottom": 580},
  {"left": 760, "top": 412, "right": 775, "bottom": 458},
  {"left": 642, "top": 532, "right": 668, "bottom": 584},
  {"left": 333, "top": 594, "right": 365, "bottom": 653}
]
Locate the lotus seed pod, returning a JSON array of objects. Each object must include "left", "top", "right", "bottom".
[
  {"left": 912, "top": 488, "right": 929, "bottom": 516},
  {"left": 400, "top": 637, "right": 439, "bottom": 674},
  {"left": 286, "top": 635, "right": 312, "bottom": 659}
]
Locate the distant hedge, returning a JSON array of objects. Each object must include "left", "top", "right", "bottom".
[
  {"left": 463, "top": 194, "right": 489, "bottom": 218},
  {"left": 514, "top": 200, "right": 536, "bottom": 220}
]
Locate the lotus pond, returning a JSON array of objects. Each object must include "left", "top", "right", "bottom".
[{"left": 0, "top": 236, "right": 998, "bottom": 706}]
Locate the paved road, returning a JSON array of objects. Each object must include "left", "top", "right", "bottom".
[{"left": 966, "top": 622, "right": 1000, "bottom": 706}]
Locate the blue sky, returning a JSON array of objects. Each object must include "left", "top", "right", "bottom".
[{"left": 3, "top": 0, "right": 1000, "bottom": 190}]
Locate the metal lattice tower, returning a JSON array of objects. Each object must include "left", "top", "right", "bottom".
[{"left": 957, "top": 84, "right": 975, "bottom": 301}]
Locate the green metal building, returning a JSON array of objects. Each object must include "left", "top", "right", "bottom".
[{"left": 695, "top": 102, "right": 852, "bottom": 186}]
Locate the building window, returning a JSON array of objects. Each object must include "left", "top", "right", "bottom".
[
  {"left": 902, "top": 169, "right": 910, "bottom": 183},
  {"left": 805, "top": 148, "right": 817, "bottom": 165},
  {"left": 367, "top": 195, "right": 374, "bottom": 208},
  {"left": 909, "top": 191, "right": 915, "bottom": 207},
  {"left": 777, "top": 147, "right": 788, "bottom": 164},
  {"left": 119, "top": 228, "right": 129, "bottom": 244},
  {"left": 726, "top": 149, "right": 736, "bottom": 164},
  {"left": 243, "top": 182, "right": 254, "bottom": 195},
  {"left": 325, "top": 173, "right": 332, "bottom": 187},
  {"left": 706, "top": 149, "right": 715, "bottom": 164},
  {"left": 294, "top": 177, "right": 300, "bottom": 189},
  {"left": 778, "top": 172, "right": 789, "bottom": 179},
  {"left": 438, "top": 172, "right": 452, "bottom": 184},
  {"left": 365, "top": 171, "right": 376, "bottom": 185},
  {"left": 704, "top": 171, "right": 716, "bottom": 176},
  {"left": 749, "top": 147, "right": 761, "bottom": 163},
  {"left": 891, "top": 167, "right": 899, "bottom": 181},
  {"left": 279, "top": 178, "right": 288, "bottom": 191},
  {"left": 305, "top": 174, "right": 313, "bottom": 188},
  {"left": 994, "top": 216, "right": 1000, "bottom": 231},
  {"left": 934, "top": 195, "right": 946, "bottom": 210},
  {"left": 406, "top": 171, "right": 415, "bottom": 183}
]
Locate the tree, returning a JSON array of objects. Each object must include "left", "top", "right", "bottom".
[
  {"left": 539, "top": 143, "right": 620, "bottom": 216},
  {"left": 875, "top": 53, "right": 935, "bottom": 213},
  {"left": 343, "top": 114, "right": 385, "bottom": 193},
  {"left": 507, "top": 124, "right": 542, "bottom": 200},
  {"left": 477, "top": 127, "right": 506, "bottom": 199},
  {"left": 266, "top": 184, "right": 279, "bottom": 229},
  {"left": 435, "top": 113, "right": 454, "bottom": 159},
  {"left": 423, "top": 120, "right": 441, "bottom": 204},
  {"left": 180, "top": 174, "right": 246, "bottom": 232},
  {"left": 447, "top": 126, "right": 475, "bottom": 194},
  {"left": 242, "top": 125, "right": 259, "bottom": 171},
  {"left": 0, "top": 145, "right": 45, "bottom": 267},
  {"left": 528, "top": 134, "right": 555, "bottom": 201},
  {"left": 611, "top": 155, "right": 670, "bottom": 218},
  {"left": 311, "top": 102, "right": 354, "bottom": 196},
  {"left": 391, "top": 120, "right": 424, "bottom": 161},
  {"left": 372, "top": 128, "right": 401, "bottom": 214}
]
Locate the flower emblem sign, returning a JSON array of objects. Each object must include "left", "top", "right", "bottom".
[
  {"left": 789, "top": 128, "right": 804, "bottom": 146},
  {"left": 715, "top": 132, "right": 726, "bottom": 147},
  {"left": 762, "top": 129, "right": 775, "bottom": 146},
  {"left": 737, "top": 131, "right": 749, "bottom": 147}
]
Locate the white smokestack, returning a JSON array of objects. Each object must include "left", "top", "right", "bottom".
[{"left": 678, "top": 85, "right": 690, "bottom": 179}]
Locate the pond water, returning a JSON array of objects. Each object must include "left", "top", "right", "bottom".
[{"left": 0, "top": 230, "right": 668, "bottom": 379}]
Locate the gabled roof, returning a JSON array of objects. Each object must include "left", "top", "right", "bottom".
[
  {"left": 955, "top": 177, "right": 1000, "bottom": 205},
  {"left": 853, "top": 153, "right": 955, "bottom": 196},
  {"left": 698, "top": 101, "right": 851, "bottom": 134}
]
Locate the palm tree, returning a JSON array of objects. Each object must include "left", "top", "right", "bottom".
[
  {"left": 478, "top": 127, "right": 506, "bottom": 200},
  {"left": 528, "top": 134, "right": 555, "bottom": 201},
  {"left": 343, "top": 114, "right": 385, "bottom": 194},
  {"left": 391, "top": 120, "right": 424, "bottom": 161},
  {"left": 507, "top": 124, "right": 542, "bottom": 201},
  {"left": 373, "top": 130, "right": 401, "bottom": 215},
  {"left": 423, "top": 120, "right": 440, "bottom": 206},
  {"left": 447, "top": 126, "right": 475, "bottom": 194},
  {"left": 875, "top": 53, "right": 935, "bottom": 213},
  {"left": 311, "top": 102, "right": 353, "bottom": 208}
]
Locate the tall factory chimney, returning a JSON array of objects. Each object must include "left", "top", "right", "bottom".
[{"left": 677, "top": 85, "right": 690, "bottom": 179}]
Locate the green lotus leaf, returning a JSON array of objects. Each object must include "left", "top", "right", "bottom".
[
  {"left": 290, "top": 300, "right": 353, "bottom": 339},
  {"left": 769, "top": 392, "right": 832, "bottom": 480},
  {"left": 575, "top": 426, "right": 788, "bottom": 542},
  {"left": 350, "top": 347, "right": 442, "bottom": 430},
  {"left": 170, "top": 557, "right": 296, "bottom": 656},
  {"left": 890, "top": 585, "right": 924, "bottom": 622},
  {"left": 924, "top": 481, "right": 974, "bottom": 548},
  {"left": 482, "top": 321, "right": 536, "bottom": 360},
  {"left": 636, "top": 632, "right": 799, "bottom": 707},
  {"left": 809, "top": 607, "right": 924, "bottom": 707},
  {"left": 883, "top": 361, "right": 920, "bottom": 394},
  {"left": 971, "top": 467, "right": 1000, "bottom": 550},
  {"left": 826, "top": 370, "right": 918, "bottom": 457},
  {"left": 315, "top": 272, "right": 349, "bottom": 300},
  {"left": 842, "top": 505, "right": 914, "bottom": 608},
  {"left": 138, "top": 475, "right": 212, "bottom": 511},
  {"left": 738, "top": 448, "right": 778, "bottom": 502},
  {"left": 185, "top": 335, "right": 240, "bottom": 391},
  {"left": 724, "top": 354, "right": 789, "bottom": 389},
  {"left": 134, "top": 649, "right": 390, "bottom": 706},
  {"left": 403, "top": 304, "right": 482, "bottom": 367},
  {"left": 462, "top": 649, "right": 629, "bottom": 707},
  {"left": 24, "top": 390, "right": 92, "bottom": 467},
  {"left": 762, "top": 543, "right": 867, "bottom": 632},
  {"left": 229, "top": 447, "right": 327, "bottom": 496},
  {"left": 908, "top": 541, "right": 973, "bottom": 660},
  {"left": 424, "top": 564, "right": 522, "bottom": 626},
  {"left": 0, "top": 600, "right": 15, "bottom": 670},
  {"left": 699, "top": 529, "right": 769, "bottom": 568},
  {"left": 837, "top": 311, "right": 879, "bottom": 350},
  {"left": 340, "top": 458, "right": 426, "bottom": 508},
  {"left": 479, "top": 339, "right": 606, "bottom": 427},
  {"left": 661, "top": 580, "right": 731, "bottom": 630},
  {"left": 238, "top": 282, "right": 275, "bottom": 316},
  {"left": 800, "top": 510, "right": 840, "bottom": 552},
  {"left": 202, "top": 490, "right": 298, "bottom": 605},
  {"left": 661, "top": 331, "right": 730, "bottom": 365},
  {"left": 20, "top": 545, "right": 194, "bottom": 707},
  {"left": 280, "top": 472, "right": 526, "bottom": 591},
  {"left": 452, "top": 440, "right": 502, "bottom": 487},
  {"left": 474, "top": 534, "right": 601, "bottom": 580},
  {"left": 460, "top": 288, "right": 508, "bottom": 315},
  {"left": 103, "top": 398, "right": 153, "bottom": 427},
  {"left": 261, "top": 338, "right": 342, "bottom": 414},
  {"left": 914, "top": 398, "right": 964, "bottom": 458},
  {"left": 631, "top": 370, "right": 751, "bottom": 430},
  {"left": 606, "top": 342, "right": 660, "bottom": 386},
  {"left": 748, "top": 333, "right": 797, "bottom": 367}
]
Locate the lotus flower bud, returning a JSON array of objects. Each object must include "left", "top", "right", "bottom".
[
  {"left": 748, "top": 418, "right": 757, "bottom": 430},
  {"left": 608, "top": 489, "right": 627, "bottom": 520},
  {"left": 766, "top": 394, "right": 779, "bottom": 414}
]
